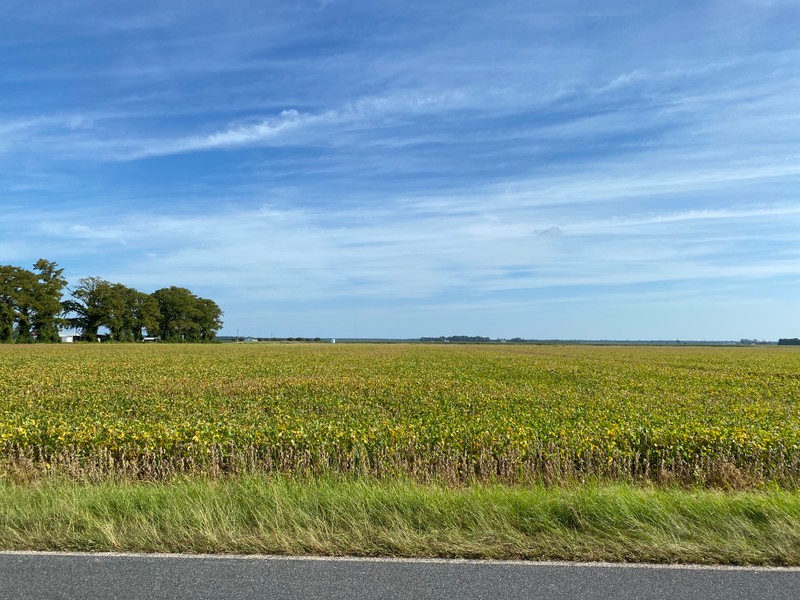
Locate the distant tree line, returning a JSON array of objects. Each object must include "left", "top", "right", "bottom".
[
  {"left": 420, "top": 336, "right": 492, "bottom": 343},
  {"left": 778, "top": 338, "right": 800, "bottom": 346},
  {"left": 0, "top": 259, "right": 223, "bottom": 343},
  {"left": 222, "top": 337, "right": 323, "bottom": 343}
]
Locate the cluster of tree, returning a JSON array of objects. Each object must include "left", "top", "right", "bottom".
[
  {"left": 778, "top": 338, "right": 800, "bottom": 346},
  {"left": 0, "top": 259, "right": 223, "bottom": 343}
]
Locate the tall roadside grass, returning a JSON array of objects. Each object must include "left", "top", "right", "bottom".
[{"left": 2, "top": 475, "right": 800, "bottom": 565}]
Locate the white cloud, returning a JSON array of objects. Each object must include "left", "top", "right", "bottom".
[{"left": 29, "top": 178, "right": 800, "bottom": 313}]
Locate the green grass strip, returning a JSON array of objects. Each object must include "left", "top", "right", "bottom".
[{"left": 2, "top": 476, "right": 800, "bottom": 565}]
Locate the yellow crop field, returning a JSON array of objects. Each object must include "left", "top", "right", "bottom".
[{"left": 1, "top": 343, "right": 799, "bottom": 485}]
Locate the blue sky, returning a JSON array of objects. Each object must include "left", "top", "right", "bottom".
[{"left": 2, "top": 0, "right": 799, "bottom": 340}]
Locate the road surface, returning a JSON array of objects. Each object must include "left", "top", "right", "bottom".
[{"left": 2, "top": 552, "right": 799, "bottom": 599}]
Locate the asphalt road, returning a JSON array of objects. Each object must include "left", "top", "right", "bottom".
[{"left": 2, "top": 552, "right": 800, "bottom": 600}]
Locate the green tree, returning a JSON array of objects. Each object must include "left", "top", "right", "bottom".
[
  {"left": 31, "top": 259, "right": 68, "bottom": 343},
  {"left": 129, "top": 290, "right": 161, "bottom": 341},
  {"left": 0, "top": 267, "right": 18, "bottom": 342},
  {"left": 152, "top": 287, "right": 223, "bottom": 342},
  {"left": 104, "top": 284, "right": 161, "bottom": 342},
  {"left": 63, "top": 276, "right": 113, "bottom": 341},
  {"left": 196, "top": 297, "right": 224, "bottom": 341},
  {"left": 104, "top": 283, "right": 139, "bottom": 342},
  {"left": 0, "top": 265, "right": 38, "bottom": 343},
  {"left": 0, "top": 301, "right": 13, "bottom": 342}
]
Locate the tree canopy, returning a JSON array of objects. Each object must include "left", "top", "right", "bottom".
[
  {"left": 152, "top": 286, "right": 223, "bottom": 343},
  {"left": 1, "top": 261, "right": 67, "bottom": 343},
  {"left": 0, "top": 259, "right": 223, "bottom": 343}
]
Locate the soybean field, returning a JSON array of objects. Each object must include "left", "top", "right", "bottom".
[{"left": 1, "top": 343, "right": 799, "bottom": 487}]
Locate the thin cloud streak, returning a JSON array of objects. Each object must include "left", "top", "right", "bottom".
[{"left": 112, "top": 90, "right": 477, "bottom": 159}]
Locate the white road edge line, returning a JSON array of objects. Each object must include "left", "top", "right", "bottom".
[{"left": 1, "top": 551, "right": 799, "bottom": 572}]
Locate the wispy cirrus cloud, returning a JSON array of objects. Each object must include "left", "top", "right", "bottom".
[{"left": 108, "top": 89, "right": 476, "bottom": 159}]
